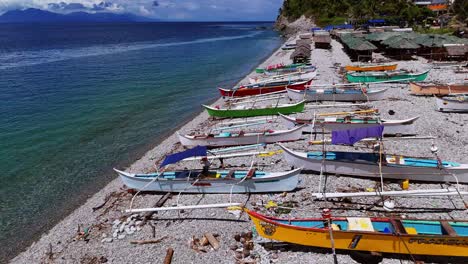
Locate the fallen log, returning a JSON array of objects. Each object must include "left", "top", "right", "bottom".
[
  {"left": 204, "top": 233, "right": 220, "bottom": 250},
  {"left": 142, "top": 193, "right": 172, "bottom": 223}
]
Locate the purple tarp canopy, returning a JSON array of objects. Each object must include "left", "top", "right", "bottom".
[
  {"left": 160, "top": 145, "right": 207, "bottom": 168},
  {"left": 331, "top": 125, "right": 384, "bottom": 145}
]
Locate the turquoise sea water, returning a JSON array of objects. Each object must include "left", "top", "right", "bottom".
[{"left": 0, "top": 22, "right": 281, "bottom": 261}]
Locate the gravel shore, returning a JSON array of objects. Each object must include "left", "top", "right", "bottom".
[{"left": 11, "top": 35, "right": 468, "bottom": 264}]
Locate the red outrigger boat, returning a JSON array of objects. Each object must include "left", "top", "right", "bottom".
[{"left": 219, "top": 79, "right": 312, "bottom": 97}]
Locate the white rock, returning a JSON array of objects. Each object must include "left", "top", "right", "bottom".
[
  {"left": 136, "top": 226, "right": 142, "bottom": 231},
  {"left": 126, "top": 230, "right": 135, "bottom": 235},
  {"left": 101, "top": 238, "right": 113, "bottom": 243},
  {"left": 112, "top": 219, "right": 121, "bottom": 226},
  {"left": 118, "top": 234, "right": 126, "bottom": 240},
  {"left": 101, "top": 233, "right": 107, "bottom": 238},
  {"left": 112, "top": 230, "right": 118, "bottom": 238},
  {"left": 130, "top": 226, "right": 136, "bottom": 231},
  {"left": 119, "top": 223, "right": 126, "bottom": 233}
]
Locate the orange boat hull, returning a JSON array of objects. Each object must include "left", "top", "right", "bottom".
[{"left": 345, "top": 64, "right": 398, "bottom": 72}]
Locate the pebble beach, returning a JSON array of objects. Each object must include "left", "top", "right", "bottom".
[{"left": 11, "top": 33, "right": 468, "bottom": 264}]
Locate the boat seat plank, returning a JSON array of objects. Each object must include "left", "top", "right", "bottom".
[
  {"left": 390, "top": 219, "right": 407, "bottom": 234},
  {"left": 440, "top": 221, "right": 458, "bottom": 237}
]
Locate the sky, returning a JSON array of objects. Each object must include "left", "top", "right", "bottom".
[{"left": 0, "top": 0, "right": 284, "bottom": 21}]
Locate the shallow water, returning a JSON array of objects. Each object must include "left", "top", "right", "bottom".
[{"left": 0, "top": 22, "right": 281, "bottom": 261}]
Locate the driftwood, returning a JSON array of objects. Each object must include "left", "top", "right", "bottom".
[
  {"left": 204, "top": 233, "right": 220, "bottom": 250},
  {"left": 129, "top": 236, "right": 167, "bottom": 245},
  {"left": 163, "top": 248, "right": 174, "bottom": 264},
  {"left": 142, "top": 193, "right": 172, "bottom": 223}
]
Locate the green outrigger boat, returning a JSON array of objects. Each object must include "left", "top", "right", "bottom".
[
  {"left": 203, "top": 101, "right": 305, "bottom": 118},
  {"left": 346, "top": 70, "right": 430, "bottom": 83}
]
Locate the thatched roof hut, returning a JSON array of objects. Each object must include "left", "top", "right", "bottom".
[
  {"left": 314, "top": 34, "right": 331, "bottom": 49},
  {"left": 340, "top": 35, "right": 377, "bottom": 61},
  {"left": 296, "top": 39, "right": 312, "bottom": 46},
  {"left": 445, "top": 44, "right": 468, "bottom": 60},
  {"left": 290, "top": 45, "right": 311, "bottom": 63}
]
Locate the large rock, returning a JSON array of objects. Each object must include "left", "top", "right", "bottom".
[{"left": 275, "top": 15, "right": 316, "bottom": 36}]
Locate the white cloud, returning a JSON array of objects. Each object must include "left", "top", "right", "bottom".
[{"left": 0, "top": 0, "right": 284, "bottom": 20}]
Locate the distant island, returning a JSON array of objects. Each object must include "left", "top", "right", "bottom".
[{"left": 0, "top": 8, "right": 155, "bottom": 23}]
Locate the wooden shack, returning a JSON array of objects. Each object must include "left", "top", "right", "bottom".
[{"left": 314, "top": 34, "right": 332, "bottom": 49}]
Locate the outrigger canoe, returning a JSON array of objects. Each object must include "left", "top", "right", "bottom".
[
  {"left": 278, "top": 113, "right": 419, "bottom": 135},
  {"left": 286, "top": 87, "right": 387, "bottom": 102},
  {"left": 345, "top": 63, "right": 398, "bottom": 72},
  {"left": 279, "top": 144, "right": 468, "bottom": 183},
  {"left": 255, "top": 63, "right": 310, "bottom": 74},
  {"left": 219, "top": 79, "right": 312, "bottom": 97},
  {"left": 204, "top": 100, "right": 305, "bottom": 118},
  {"left": 178, "top": 125, "right": 305, "bottom": 147},
  {"left": 346, "top": 70, "right": 430, "bottom": 83},
  {"left": 249, "top": 69, "right": 317, "bottom": 84},
  {"left": 435, "top": 94, "right": 468, "bottom": 113},
  {"left": 410, "top": 82, "right": 468, "bottom": 96},
  {"left": 245, "top": 209, "right": 468, "bottom": 257},
  {"left": 114, "top": 168, "right": 301, "bottom": 193}
]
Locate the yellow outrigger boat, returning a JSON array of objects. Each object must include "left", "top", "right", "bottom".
[
  {"left": 345, "top": 63, "right": 398, "bottom": 72},
  {"left": 246, "top": 209, "right": 468, "bottom": 257}
]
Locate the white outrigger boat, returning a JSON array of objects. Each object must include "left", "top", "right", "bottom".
[
  {"left": 114, "top": 168, "right": 301, "bottom": 193},
  {"left": 177, "top": 125, "right": 305, "bottom": 147},
  {"left": 279, "top": 144, "right": 468, "bottom": 183},
  {"left": 286, "top": 87, "right": 387, "bottom": 102},
  {"left": 278, "top": 113, "right": 418, "bottom": 135},
  {"left": 249, "top": 70, "right": 317, "bottom": 85},
  {"left": 435, "top": 94, "right": 468, "bottom": 113}
]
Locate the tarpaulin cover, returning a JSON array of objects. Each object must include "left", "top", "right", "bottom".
[
  {"left": 331, "top": 125, "right": 384, "bottom": 145},
  {"left": 160, "top": 145, "right": 207, "bottom": 168}
]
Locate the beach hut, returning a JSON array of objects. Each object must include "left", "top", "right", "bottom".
[
  {"left": 381, "top": 35, "right": 420, "bottom": 60},
  {"left": 314, "top": 33, "right": 331, "bottom": 49},
  {"left": 444, "top": 44, "right": 468, "bottom": 61},
  {"left": 340, "top": 35, "right": 377, "bottom": 61},
  {"left": 296, "top": 39, "right": 312, "bottom": 46},
  {"left": 290, "top": 45, "right": 311, "bottom": 63}
]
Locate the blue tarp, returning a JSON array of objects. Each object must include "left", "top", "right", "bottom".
[
  {"left": 311, "top": 27, "right": 322, "bottom": 32},
  {"left": 368, "top": 19, "right": 385, "bottom": 24},
  {"left": 160, "top": 145, "right": 207, "bottom": 168},
  {"left": 331, "top": 125, "right": 384, "bottom": 145},
  {"left": 323, "top": 24, "right": 353, "bottom": 31}
]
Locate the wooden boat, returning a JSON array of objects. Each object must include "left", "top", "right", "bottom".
[
  {"left": 178, "top": 125, "right": 305, "bottom": 147},
  {"left": 278, "top": 144, "right": 468, "bottom": 183},
  {"left": 346, "top": 70, "right": 430, "bottom": 83},
  {"left": 409, "top": 82, "right": 468, "bottom": 96},
  {"left": 278, "top": 113, "right": 419, "bottom": 135},
  {"left": 286, "top": 87, "right": 387, "bottom": 102},
  {"left": 114, "top": 168, "right": 301, "bottom": 193},
  {"left": 249, "top": 70, "right": 317, "bottom": 84},
  {"left": 345, "top": 63, "right": 398, "bottom": 72},
  {"left": 219, "top": 79, "right": 312, "bottom": 97},
  {"left": 436, "top": 94, "right": 468, "bottom": 113},
  {"left": 245, "top": 209, "right": 468, "bottom": 257},
  {"left": 203, "top": 101, "right": 305, "bottom": 118}
]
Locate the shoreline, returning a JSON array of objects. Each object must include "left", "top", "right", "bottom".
[
  {"left": 11, "top": 33, "right": 468, "bottom": 263},
  {"left": 9, "top": 35, "right": 287, "bottom": 263}
]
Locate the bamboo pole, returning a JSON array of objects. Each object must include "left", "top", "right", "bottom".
[
  {"left": 125, "top": 203, "right": 243, "bottom": 213},
  {"left": 313, "top": 189, "right": 467, "bottom": 199}
]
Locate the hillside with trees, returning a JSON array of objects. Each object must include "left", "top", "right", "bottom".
[{"left": 277, "top": 0, "right": 435, "bottom": 27}]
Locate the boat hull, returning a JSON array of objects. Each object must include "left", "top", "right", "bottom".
[
  {"left": 345, "top": 64, "right": 398, "bottom": 72},
  {"left": 287, "top": 87, "right": 387, "bottom": 102},
  {"left": 279, "top": 145, "right": 468, "bottom": 183},
  {"left": 204, "top": 101, "right": 305, "bottom": 118},
  {"left": 410, "top": 82, "right": 468, "bottom": 96},
  {"left": 346, "top": 70, "right": 429, "bottom": 83},
  {"left": 178, "top": 125, "right": 304, "bottom": 147},
  {"left": 249, "top": 70, "right": 317, "bottom": 84},
  {"left": 278, "top": 113, "right": 418, "bottom": 135},
  {"left": 436, "top": 96, "right": 468, "bottom": 113},
  {"left": 219, "top": 80, "right": 312, "bottom": 97},
  {"left": 246, "top": 210, "right": 468, "bottom": 257},
  {"left": 115, "top": 168, "right": 301, "bottom": 193}
]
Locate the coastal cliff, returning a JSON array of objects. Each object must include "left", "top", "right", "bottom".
[{"left": 275, "top": 14, "right": 315, "bottom": 35}]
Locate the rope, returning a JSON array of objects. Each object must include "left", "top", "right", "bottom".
[{"left": 129, "top": 168, "right": 162, "bottom": 211}]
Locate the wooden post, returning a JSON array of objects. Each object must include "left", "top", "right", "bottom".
[{"left": 163, "top": 248, "right": 174, "bottom": 264}]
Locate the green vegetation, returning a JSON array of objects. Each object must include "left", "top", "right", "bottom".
[
  {"left": 415, "top": 27, "right": 456, "bottom": 35},
  {"left": 451, "top": 0, "right": 467, "bottom": 22},
  {"left": 279, "top": 0, "right": 435, "bottom": 27}
]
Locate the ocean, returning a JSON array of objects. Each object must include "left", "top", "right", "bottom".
[{"left": 0, "top": 22, "right": 281, "bottom": 261}]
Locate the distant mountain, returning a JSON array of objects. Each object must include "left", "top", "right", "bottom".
[{"left": 0, "top": 8, "right": 155, "bottom": 23}]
